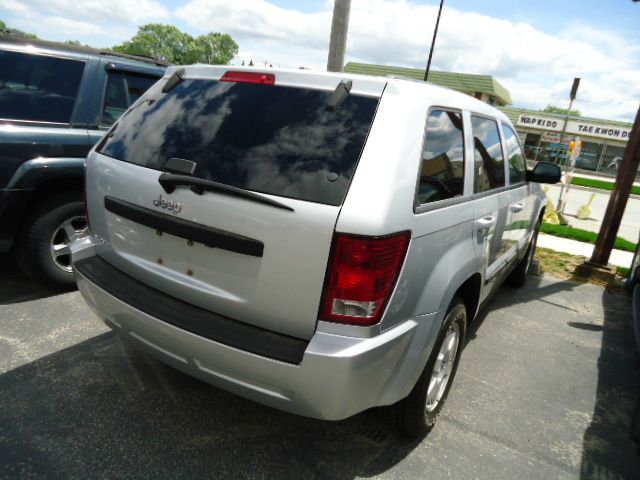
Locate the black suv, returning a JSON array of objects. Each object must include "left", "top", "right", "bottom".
[{"left": 0, "top": 34, "right": 166, "bottom": 287}]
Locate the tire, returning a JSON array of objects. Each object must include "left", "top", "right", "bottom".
[
  {"left": 506, "top": 218, "right": 541, "bottom": 288},
  {"left": 395, "top": 296, "right": 467, "bottom": 438},
  {"left": 16, "top": 192, "right": 88, "bottom": 289}
]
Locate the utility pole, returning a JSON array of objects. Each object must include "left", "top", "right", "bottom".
[
  {"left": 327, "top": 0, "right": 351, "bottom": 72},
  {"left": 589, "top": 103, "right": 640, "bottom": 266},
  {"left": 424, "top": 0, "right": 444, "bottom": 81}
]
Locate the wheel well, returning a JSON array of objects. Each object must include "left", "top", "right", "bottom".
[
  {"left": 31, "top": 178, "right": 83, "bottom": 203},
  {"left": 455, "top": 273, "right": 482, "bottom": 323},
  {"left": 16, "top": 178, "right": 83, "bottom": 235}
]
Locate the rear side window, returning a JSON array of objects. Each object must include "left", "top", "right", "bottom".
[
  {"left": 502, "top": 124, "right": 526, "bottom": 184},
  {"left": 98, "top": 79, "right": 379, "bottom": 206},
  {"left": 0, "top": 50, "right": 85, "bottom": 123},
  {"left": 471, "top": 115, "right": 505, "bottom": 193},
  {"left": 101, "top": 72, "right": 158, "bottom": 126},
  {"left": 417, "top": 109, "right": 465, "bottom": 204}
]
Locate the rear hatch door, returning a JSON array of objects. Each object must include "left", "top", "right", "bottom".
[{"left": 86, "top": 69, "right": 383, "bottom": 340}]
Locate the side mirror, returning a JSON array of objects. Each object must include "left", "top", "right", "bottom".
[{"left": 527, "top": 161, "right": 561, "bottom": 184}]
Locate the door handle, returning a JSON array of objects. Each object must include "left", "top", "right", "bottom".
[
  {"left": 475, "top": 216, "right": 496, "bottom": 231},
  {"left": 510, "top": 202, "right": 525, "bottom": 213}
]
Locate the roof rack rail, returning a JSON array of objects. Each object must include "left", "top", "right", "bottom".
[
  {"left": 98, "top": 50, "right": 170, "bottom": 66},
  {"left": 0, "top": 33, "right": 171, "bottom": 67}
]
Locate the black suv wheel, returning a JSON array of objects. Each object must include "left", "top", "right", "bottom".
[{"left": 16, "top": 192, "right": 88, "bottom": 289}]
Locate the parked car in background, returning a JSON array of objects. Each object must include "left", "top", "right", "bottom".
[
  {"left": 0, "top": 34, "right": 166, "bottom": 287},
  {"left": 575, "top": 152, "right": 599, "bottom": 171},
  {"left": 72, "top": 66, "right": 560, "bottom": 436}
]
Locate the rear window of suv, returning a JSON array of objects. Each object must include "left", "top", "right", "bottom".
[
  {"left": 98, "top": 78, "right": 379, "bottom": 206},
  {"left": 0, "top": 50, "right": 85, "bottom": 123}
]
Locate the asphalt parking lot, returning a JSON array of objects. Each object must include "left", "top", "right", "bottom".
[{"left": 1, "top": 255, "right": 639, "bottom": 480}]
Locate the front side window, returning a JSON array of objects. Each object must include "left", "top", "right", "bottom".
[
  {"left": 417, "top": 109, "right": 465, "bottom": 204},
  {"left": 502, "top": 124, "right": 526, "bottom": 184},
  {"left": 471, "top": 115, "right": 505, "bottom": 193},
  {"left": 101, "top": 72, "right": 158, "bottom": 126},
  {"left": 0, "top": 50, "right": 85, "bottom": 123}
]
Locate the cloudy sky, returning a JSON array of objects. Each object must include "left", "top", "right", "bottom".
[{"left": 2, "top": 0, "right": 639, "bottom": 121}]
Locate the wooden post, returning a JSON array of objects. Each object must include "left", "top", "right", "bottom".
[
  {"left": 327, "top": 0, "right": 351, "bottom": 72},
  {"left": 589, "top": 103, "right": 640, "bottom": 266}
]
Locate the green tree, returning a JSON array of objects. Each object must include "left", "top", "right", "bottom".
[
  {"left": 0, "top": 19, "right": 37, "bottom": 38},
  {"left": 542, "top": 105, "right": 581, "bottom": 117},
  {"left": 113, "top": 24, "right": 238, "bottom": 65},
  {"left": 190, "top": 33, "right": 238, "bottom": 64}
]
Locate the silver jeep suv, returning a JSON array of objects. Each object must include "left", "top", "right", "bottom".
[{"left": 72, "top": 66, "right": 560, "bottom": 436}]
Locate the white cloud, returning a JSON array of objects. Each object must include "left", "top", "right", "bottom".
[
  {"left": 1, "top": 0, "right": 32, "bottom": 18},
  {"left": 11, "top": 15, "right": 131, "bottom": 40},
  {"left": 2, "top": 0, "right": 168, "bottom": 47},
  {"left": 2, "top": 0, "right": 638, "bottom": 121},
  {"left": 3, "top": 0, "right": 169, "bottom": 25},
  {"left": 176, "top": 0, "right": 330, "bottom": 48},
  {"left": 177, "top": 0, "right": 640, "bottom": 122},
  {"left": 6, "top": 14, "right": 137, "bottom": 47}
]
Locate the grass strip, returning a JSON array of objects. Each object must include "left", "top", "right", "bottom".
[
  {"left": 571, "top": 176, "right": 640, "bottom": 196},
  {"left": 536, "top": 247, "right": 628, "bottom": 289},
  {"left": 616, "top": 266, "right": 630, "bottom": 277},
  {"left": 540, "top": 222, "right": 638, "bottom": 252}
]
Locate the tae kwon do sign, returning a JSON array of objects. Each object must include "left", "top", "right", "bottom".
[
  {"left": 572, "top": 122, "right": 631, "bottom": 141},
  {"left": 516, "top": 113, "right": 631, "bottom": 142}
]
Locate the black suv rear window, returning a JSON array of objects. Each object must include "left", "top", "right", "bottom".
[
  {"left": 98, "top": 79, "right": 379, "bottom": 206},
  {"left": 0, "top": 50, "right": 85, "bottom": 123}
]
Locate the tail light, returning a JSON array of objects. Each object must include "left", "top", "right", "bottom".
[
  {"left": 220, "top": 71, "right": 275, "bottom": 85},
  {"left": 321, "top": 231, "right": 411, "bottom": 326}
]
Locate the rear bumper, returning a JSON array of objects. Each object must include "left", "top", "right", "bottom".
[{"left": 72, "top": 236, "right": 436, "bottom": 420}]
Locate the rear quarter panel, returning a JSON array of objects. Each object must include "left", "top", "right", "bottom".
[
  {"left": 334, "top": 81, "right": 486, "bottom": 403},
  {"left": 336, "top": 81, "right": 484, "bottom": 330}
]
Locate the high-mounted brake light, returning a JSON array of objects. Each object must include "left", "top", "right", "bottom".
[
  {"left": 220, "top": 71, "right": 275, "bottom": 85},
  {"left": 321, "top": 231, "right": 411, "bottom": 326}
]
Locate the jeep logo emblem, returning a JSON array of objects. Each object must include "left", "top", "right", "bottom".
[{"left": 152, "top": 194, "right": 182, "bottom": 214}]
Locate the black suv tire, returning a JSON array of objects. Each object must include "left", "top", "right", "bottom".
[{"left": 16, "top": 192, "right": 87, "bottom": 289}]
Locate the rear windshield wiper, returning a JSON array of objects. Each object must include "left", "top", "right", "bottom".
[{"left": 158, "top": 173, "right": 294, "bottom": 212}]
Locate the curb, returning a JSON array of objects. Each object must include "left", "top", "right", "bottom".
[{"left": 536, "top": 233, "right": 634, "bottom": 268}]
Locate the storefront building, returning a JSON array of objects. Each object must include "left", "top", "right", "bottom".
[{"left": 499, "top": 107, "right": 633, "bottom": 178}]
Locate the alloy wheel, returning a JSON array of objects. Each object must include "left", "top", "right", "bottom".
[
  {"left": 425, "top": 321, "right": 460, "bottom": 413},
  {"left": 49, "top": 216, "right": 88, "bottom": 273}
]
